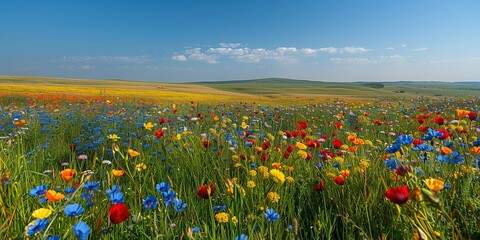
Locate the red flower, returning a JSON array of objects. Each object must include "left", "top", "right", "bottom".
[
  {"left": 384, "top": 185, "right": 409, "bottom": 204},
  {"left": 240, "top": 154, "right": 247, "bottom": 160},
  {"left": 412, "top": 139, "right": 423, "bottom": 146},
  {"left": 335, "top": 121, "right": 342, "bottom": 130},
  {"left": 334, "top": 176, "right": 345, "bottom": 185},
  {"left": 197, "top": 183, "right": 214, "bottom": 199},
  {"left": 307, "top": 140, "right": 318, "bottom": 148},
  {"left": 300, "top": 130, "right": 307, "bottom": 139},
  {"left": 285, "top": 130, "right": 292, "bottom": 138},
  {"left": 373, "top": 119, "right": 383, "bottom": 125},
  {"left": 262, "top": 141, "right": 270, "bottom": 150},
  {"left": 297, "top": 121, "right": 308, "bottom": 130},
  {"left": 435, "top": 129, "right": 450, "bottom": 140},
  {"left": 418, "top": 125, "right": 429, "bottom": 132},
  {"left": 283, "top": 151, "right": 290, "bottom": 159},
  {"left": 305, "top": 153, "right": 313, "bottom": 161},
  {"left": 154, "top": 129, "right": 164, "bottom": 138},
  {"left": 333, "top": 138, "right": 342, "bottom": 149},
  {"left": 468, "top": 112, "right": 477, "bottom": 121},
  {"left": 159, "top": 117, "right": 168, "bottom": 124},
  {"left": 286, "top": 145, "right": 295, "bottom": 153},
  {"left": 109, "top": 203, "right": 130, "bottom": 224},
  {"left": 417, "top": 116, "right": 425, "bottom": 124},
  {"left": 434, "top": 117, "right": 445, "bottom": 125},
  {"left": 292, "top": 130, "right": 299, "bottom": 138}
]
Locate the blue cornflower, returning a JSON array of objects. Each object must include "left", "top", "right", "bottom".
[
  {"left": 384, "top": 158, "right": 400, "bottom": 171},
  {"left": 109, "top": 192, "right": 124, "bottom": 204},
  {"left": 64, "top": 203, "right": 84, "bottom": 217},
  {"left": 72, "top": 221, "right": 90, "bottom": 240},
  {"left": 81, "top": 192, "right": 93, "bottom": 201},
  {"left": 83, "top": 181, "right": 100, "bottom": 191},
  {"left": 235, "top": 234, "right": 249, "bottom": 240},
  {"left": 264, "top": 208, "right": 280, "bottom": 222},
  {"left": 333, "top": 162, "right": 340, "bottom": 168},
  {"left": 64, "top": 187, "right": 76, "bottom": 194},
  {"left": 46, "top": 236, "right": 60, "bottom": 240},
  {"left": 411, "top": 143, "right": 434, "bottom": 152},
  {"left": 29, "top": 185, "right": 47, "bottom": 197},
  {"left": 443, "top": 141, "right": 454, "bottom": 148},
  {"left": 26, "top": 218, "right": 49, "bottom": 236},
  {"left": 192, "top": 226, "right": 201, "bottom": 233},
  {"left": 386, "top": 143, "right": 401, "bottom": 153},
  {"left": 142, "top": 196, "right": 158, "bottom": 210},
  {"left": 156, "top": 182, "right": 170, "bottom": 194},
  {"left": 396, "top": 135, "right": 414, "bottom": 145},
  {"left": 444, "top": 183, "right": 452, "bottom": 189},
  {"left": 163, "top": 189, "right": 176, "bottom": 207},
  {"left": 437, "top": 152, "right": 465, "bottom": 164},
  {"left": 316, "top": 162, "right": 323, "bottom": 168},
  {"left": 250, "top": 163, "right": 258, "bottom": 169},
  {"left": 213, "top": 205, "right": 227, "bottom": 211},
  {"left": 105, "top": 185, "right": 122, "bottom": 195},
  {"left": 174, "top": 198, "right": 187, "bottom": 212}
]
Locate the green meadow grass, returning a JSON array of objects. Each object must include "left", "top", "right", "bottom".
[{"left": 0, "top": 92, "right": 479, "bottom": 239}]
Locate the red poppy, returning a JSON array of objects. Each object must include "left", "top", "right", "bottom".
[
  {"left": 202, "top": 141, "right": 211, "bottom": 148},
  {"left": 109, "top": 203, "right": 130, "bottom": 224},
  {"left": 435, "top": 129, "right": 450, "bottom": 140},
  {"left": 468, "top": 112, "right": 477, "bottom": 121},
  {"left": 292, "top": 130, "right": 299, "bottom": 138},
  {"left": 154, "top": 129, "right": 164, "bottom": 138},
  {"left": 384, "top": 185, "right": 409, "bottom": 204},
  {"left": 334, "top": 176, "right": 345, "bottom": 185},
  {"left": 434, "top": 117, "right": 445, "bottom": 125},
  {"left": 373, "top": 119, "right": 382, "bottom": 125},
  {"left": 159, "top": 117, "right": 168, "bottom": 124},
  {"left": 262, "top": 141, "right": 271, "bottom": 150},
  {"left": 306, "top": 140, "right": 318, "bottom": 148},
  {"left": 412, "top": 139, "right": 423, "bottom": 146},
  {"left": 335, "top": 122, "right": 342, "bottom": 130},
  {"left": 283, "top": 151, "right": 290, "bottom": 159},
  {"left": 286, "top": 145, "right": 295, "bottom": 153},
  {"left": 305, "top": 153, "right": 313, "bottom": 161},
  {"left": 285, "top": 130, "right": 292, "bottom": 138},
  {"left": 297, "top": 121, "right": 308, "bottom": 130},
  {"left": 333, "top": 139, "right": 342, "bottom": 149},
  {"left": 418, "top": 125, "right": 429, "bottom": 132},
  {"left": 417, "top": 116, "right": 425, "bottom": 124},
  {"left": 197, "top": 183, "right": 215, "bottom": 199},
  {"left": 300, "top": 130, "right": 307, "bottom": 139}
]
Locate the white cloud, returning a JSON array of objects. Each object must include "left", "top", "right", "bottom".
[
  {"left": 174, "top": 44, "right": 373, "bottom": 64},
  {"left": 186, "top": 48, "right": 218, "bottom": 64},
  {"left": 172, "top": 55, "right": 187, "bottom": 61},
  {"left": 339, "top": 47, "right": 369, "bottom": 54},
  {"left": 385, "top": 47, "right": 395, "bottom": 50}
]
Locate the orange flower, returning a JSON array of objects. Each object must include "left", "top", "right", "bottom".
[
  {"left": 45, "top": 190, "right": 65, "bottom": 202},
  {"left": 470, "top": 146, "right": 480, "bottom": 155},
  {"left": 271, "top": 162, "right": 281, "bottom": 169},
  {"left": 456, "top": 109, "right": 470, "bottom": 118},
  {"left": 340, "top": 169, "right": 350, "bottom": 178},
  {"left": 13, "top": 120, "right": 26, "bottom": 127},
  {"left": 440, "top": 146, "right": 452, "bottom": 155},
  {"left": 61, "top": 169, "right": 76, "bottom": 181},
  {"left": 128, "top": 149, "right": 140, "bottom": 157},
  {"left": 112, "top": 169, "right": 125, "bottom": 177}
]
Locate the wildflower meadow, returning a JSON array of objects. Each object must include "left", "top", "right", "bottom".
[{"left": 1, "top": 93, "right": 479, "bottom": 239}]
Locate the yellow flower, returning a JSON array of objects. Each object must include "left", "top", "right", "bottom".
[
  {"left": 32, "top": 208, "right": 53, "bottom": 219},
  {"left": 231, "top": 216, "right": 238, "bottom": 226},
  {"left": 215, "top": 212, "right": 229, "bottom": 223},
  {"left": 249, "top": 170, "right": 257, "bottom": 177},
  {"left": 296, "top": 142, "right": 307, "bottom": 150},
  {"left": 232, "top": 155, "right": 239, "bottom": 162},
  {"left": 334, "top": 157, "right": 344, "bottom": 163},
  {"left": 143, "top": 122, "right": 154, "bottom": 130},
  {"left": 112, "top": 169, "right": 125, "bottom": 177},
  {"left": 364, "top": 140, "right": 373, "bottom": 146},
  {"left": 258, "top": 166, "right": 269, "bottom": 173},
  {"left": 247, "top": 181, "right": 256, "bottom": 188},
  {"left": 209, "top": 128, "right": 217, "bottom": 134},
  {"left": 234, "top": 163, "right": 242, "bottom": 168},
  {"left": 269, "top": 169, "right": 285, "bottom": 184},
  {"left": 136, "top": 163, "right": 147, "bottom": 171},
  {"left": 241, "top": 122, "right": 248, "bottom": 129},
  {"left": 286, "top": 176, "right": 295, "bottom": 183},
  {"left": 267, "top": 192, "right": 280, "bottom": 203},
  {"left": 107, "top": 134, "right": 120, "bottom": 141},
  {"left": 297, "top": 150, "right": 307, "bottom": 159},
  {"left": 128, "top": 149, "right": 140, "bottom": 157},
  {"left": 424, "top": 178, "right": 444, "bottom": 192},
  {"left": 456, "top": 109, "right": 470, "bottom": 117}
]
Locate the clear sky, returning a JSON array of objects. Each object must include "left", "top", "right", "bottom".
[{"left": 1, "top": 0, "right": 479, "bottom": 82}]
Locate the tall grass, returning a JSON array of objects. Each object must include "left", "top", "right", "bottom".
[{"left": 0, "top": 94, "right": 479, "bottom": 239}]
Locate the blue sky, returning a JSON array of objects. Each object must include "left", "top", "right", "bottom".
[{"left": 1, "top": 0, "right": 479, "bottom": 82}]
